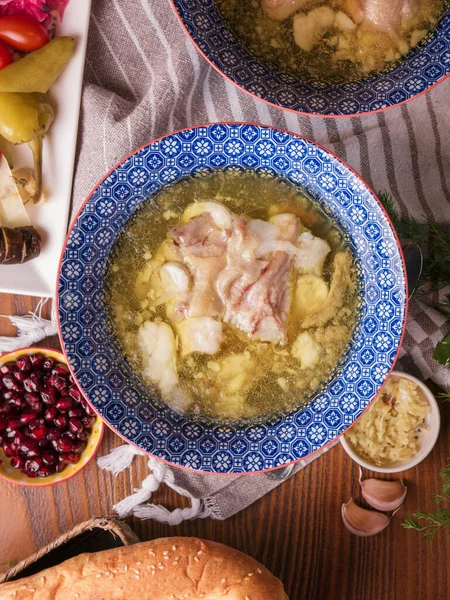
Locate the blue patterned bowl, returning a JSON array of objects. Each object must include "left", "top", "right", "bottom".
[
  {"left": 58, "top": 124, "right": 407, "bottom": 474},
  {"left": 171, "top": 0, "right": 450, "bottom": 116}
]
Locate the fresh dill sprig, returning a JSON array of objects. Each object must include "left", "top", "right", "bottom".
[{"left": 402, "top": 463, "right": 450, "bottom": 548}]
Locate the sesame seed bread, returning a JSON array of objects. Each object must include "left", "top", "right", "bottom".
[{"left": 0, "top": 537, "right": 289, "bottom": 600}]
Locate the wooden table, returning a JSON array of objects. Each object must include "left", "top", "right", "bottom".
[{"left": 0, "top": 295, "right": 448, "bottom": 600}]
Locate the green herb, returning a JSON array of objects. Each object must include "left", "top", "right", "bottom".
[
  {"left": 433, "top": 332, "right": 450, "bottom": 366},
  {"left": 402, "top": 463, "right": 450, "bottom": 547},
  {"left": 378, "top": 191, "right": 450, "bottom": 363},
  {"left": 378, "top": 191, "right": 450, "bottom": 297}
]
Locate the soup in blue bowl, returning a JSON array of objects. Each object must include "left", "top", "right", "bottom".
[
  {"left": 171, "top": 0, "right": 450, "bottom": 116},
  {"left": 57, "top": 124, "right": 407, "bottom": 473}
]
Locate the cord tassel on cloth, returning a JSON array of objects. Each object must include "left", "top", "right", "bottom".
[
  {"left": 0, "top": 299, "right": 57, "bottom": 352},
  {"left": 97, "top": 445, "right": 211, "bottom": 523}
]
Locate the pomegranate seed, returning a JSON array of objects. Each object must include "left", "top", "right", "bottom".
[
  {"left": 6, "top": 417, "right": 22, "bottom": 431},
  {"left": 23, "top": 378, "right": 40, "bottom": 393},
  {"left": 10, "top": 455, "right": 25, "bottom": 469},
  {"left": 25, "top": 457, "right": 43, "bottom": 472},
  {"left": 29, "top": 353, "right": 44, "bottom": 369},
  {"left": 7, "top": 395, "right": 23, "bottom": 410},
  {"left": 60, "top": 452, "right": 81, "bottom": 464},
  {"left": 82, "top": 416, "right": 94, "bottom": 428},
  {"left": 42, "top": 357, "right": 55, "bottom": 371},
  {"left": 59, "top": 387, "right": 71, "bottom": 398},
  {"left": 53, "top": 414, "right": 67, "bottom": 429},
  {"left": 29, "top": 424, "right": 47, "bottom": 440},
  {"left": 21, "top": 469, "right": 38, "bottom": 478},
  {"left": 1, "top": 390, "right": 13, "bottom": 400},
  {"left": 81, "top": 400, "right": 95, "bottom": 416},
  {"left": 16, "top": 355, "right": 31, "bottom": 372},
  {"left": 68, "top": 407, "right": 84, "bottom": 418},
  {"left": 0, "top": 362, "right": 16, "bottom": 375},
  {"left": 25, "top": 394, "right": 43, "bottom": 412},
  {"left": 68, "top": 386, "right": 82, "bottom": 402},
  {"left": 20, "top": 438, "right": 39, "bottom": 457},
  {"left": 13, "top": 369, "right": 27, "bottom": 382},
  {"left": 13, "top": 431, "right": 27, "bottom": 447},
  {"left": 68, "top": 418, "right": 83, "bottom": 434},
  {"left": 58, "top": 433, "right": 75, "bottom": 452},
  {"left": 20, "top": 410, "right": 38, "bottom": 425},
  {"left": 46, "top": 427, "right": 61, "bottom": 442},
  {"left": 4, "top": 442, "right": 19, "bottom": 457},
  {"left": 38, "top": 465, "right": 56, "bottom": 477},
  {"left": 52, "top": 363, "right": 69, "bottom": 376},
  {"left": 0, "top": 403, "right": 10, "bottom": 415},
  {"left": 38, "top": 438, "right": 49, "bottom": 449},
  {"left": 2, "top": 375, "right": 14, "bottom": 389},
  {"left": 42, "top": 450, "right": 58, "bottom": 465},
  {"left": 6, "top": 428, "right": 18, "bottom": 439},
  {"left": 48, "top": 374, "right": 66, "bottom": 391},
  {"left": 56, "top": 398, "right": 72, "bottom": 412},
  {"left": 77, "top": 430, "right": 89, "bottom": 441},
  {"left": 40, "top": 387, "right": 56, "bottom": 405},
  {"left": 44, "top": 407, "right": 57, "bottom": 421},
  {"left": 28, "top": 418, "right": 44, "bottom": 431},
  {"left": 0, "top": 415, "right": 6, "bottom": 430},
  {"left": 56, "top": 461, "right": 66, "bottom": 473}
]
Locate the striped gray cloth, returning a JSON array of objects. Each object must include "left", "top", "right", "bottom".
[{"left": 73, "top": 0, "right": 450, "bottom": 519}]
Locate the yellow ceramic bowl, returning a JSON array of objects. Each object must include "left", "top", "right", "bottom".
[{"left": 0, "top": 347, "right": 103, "bottom": 487}]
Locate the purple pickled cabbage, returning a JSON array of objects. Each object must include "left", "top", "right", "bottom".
[{"left": 0, "top": 0, "right": 70, "bottom": 21}]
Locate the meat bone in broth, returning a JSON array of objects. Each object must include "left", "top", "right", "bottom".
[
  {"left": 106, "top": 171, "right": 358, "bottom": 420},
  {"left": 216, "top": 0, "right": 444, "bottom": 81}
]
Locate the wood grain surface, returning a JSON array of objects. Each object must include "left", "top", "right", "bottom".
[{"left": 0, "top": 294, "right": 448, "bottom": 600}]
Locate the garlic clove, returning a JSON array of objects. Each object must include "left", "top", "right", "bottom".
[
  {"left": 359, "top": 467, "right": 407, "bottom": 512},
  {"left": 341, "top": 498, "right": 391, "bottom": 537}
]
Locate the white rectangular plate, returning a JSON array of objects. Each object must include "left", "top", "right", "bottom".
[{"left": 0, "top": 0, "right": 92, "bottom": 297}]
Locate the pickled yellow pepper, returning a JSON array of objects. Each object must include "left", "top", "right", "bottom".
[{"left": 0, "top": 92, "right": 54, "bottom": 204}]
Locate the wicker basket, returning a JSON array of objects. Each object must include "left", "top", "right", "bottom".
[{"left": 0, "top": 517, "right": 140, "bottom": 584}]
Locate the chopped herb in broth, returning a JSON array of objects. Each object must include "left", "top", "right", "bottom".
[
  {"left": 216, "top": 0, "right": 444, "bottom": 81},
  {"left": 106, "top": 171, "right": 358, "bottom": 420}
]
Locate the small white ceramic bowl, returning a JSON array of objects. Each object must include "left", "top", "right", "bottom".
[{"left": 340, "top": 371, "right": 441, "bottom": 473}]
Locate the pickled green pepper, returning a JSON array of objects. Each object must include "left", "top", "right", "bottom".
[
  {"left": 0, "top": 37, "right": 75, "bottom": 94},
  {"left": 0, "top": 92, "right": 54, "bottom": 203}
]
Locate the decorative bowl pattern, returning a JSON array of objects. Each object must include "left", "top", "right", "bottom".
[
  {"left": 58, "top": 123, "right": 407, "bottom": 474},
  {"left": 0, "top": 348, "right": 104, "bottom": 487},
  {"left": 171, "top": 0, "right": 450, "bottom": 116}
]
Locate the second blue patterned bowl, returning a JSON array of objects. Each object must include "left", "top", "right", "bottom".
[
  {"left": 171, "top": 0, "right": 450, "bottom": 117},
  {"left": 57, "top": 123, "right": 407, "bottom": 474}
]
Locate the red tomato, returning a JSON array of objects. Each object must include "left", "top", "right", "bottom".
[
  {"left": 0, "top": 15, "right": 49, "bottom": 52},
  {"left": 0, "top": 42, "right": 12, "bottom": 70}
]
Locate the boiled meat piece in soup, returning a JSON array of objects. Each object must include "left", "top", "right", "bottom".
[
  {"left": 224, "top": 250, "right": 293, "bottom": 344},
  {"left": 169, "top": 212, "right": 228, "bottom": 318},
  {"left": 262, "top": 0, "right": 310, "bottom": 21},
  {"left": 362, "top": 0, "right": 420, "bottom": 38},
  {"left": 169, "top": 202, "right": 330, "bottom": 345},
  {"left": 176, "top": 317, "right": 223, "bottom": 357}
]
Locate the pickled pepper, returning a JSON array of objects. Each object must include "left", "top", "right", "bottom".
[
  {"left": 0, "top": 92, "right": 54, "bottom": 203},
  {"left": 0, "top": 37, "right": 75, "bottom": 93}
]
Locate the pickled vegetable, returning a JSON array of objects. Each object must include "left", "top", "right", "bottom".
[
  {"left": 0, "top": 92, "right": 54, "bottom": 203},
  {"left": 0, "top": 36, "right": 75, "bottom": 93}
]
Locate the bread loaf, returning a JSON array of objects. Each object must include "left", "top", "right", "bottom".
[{"left": 0, "top": 537, "right": 288, "bottom": 600}]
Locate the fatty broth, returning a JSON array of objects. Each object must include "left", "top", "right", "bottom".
[{"left": 105, "top": 171, "right": 358, "bottom": 420}]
